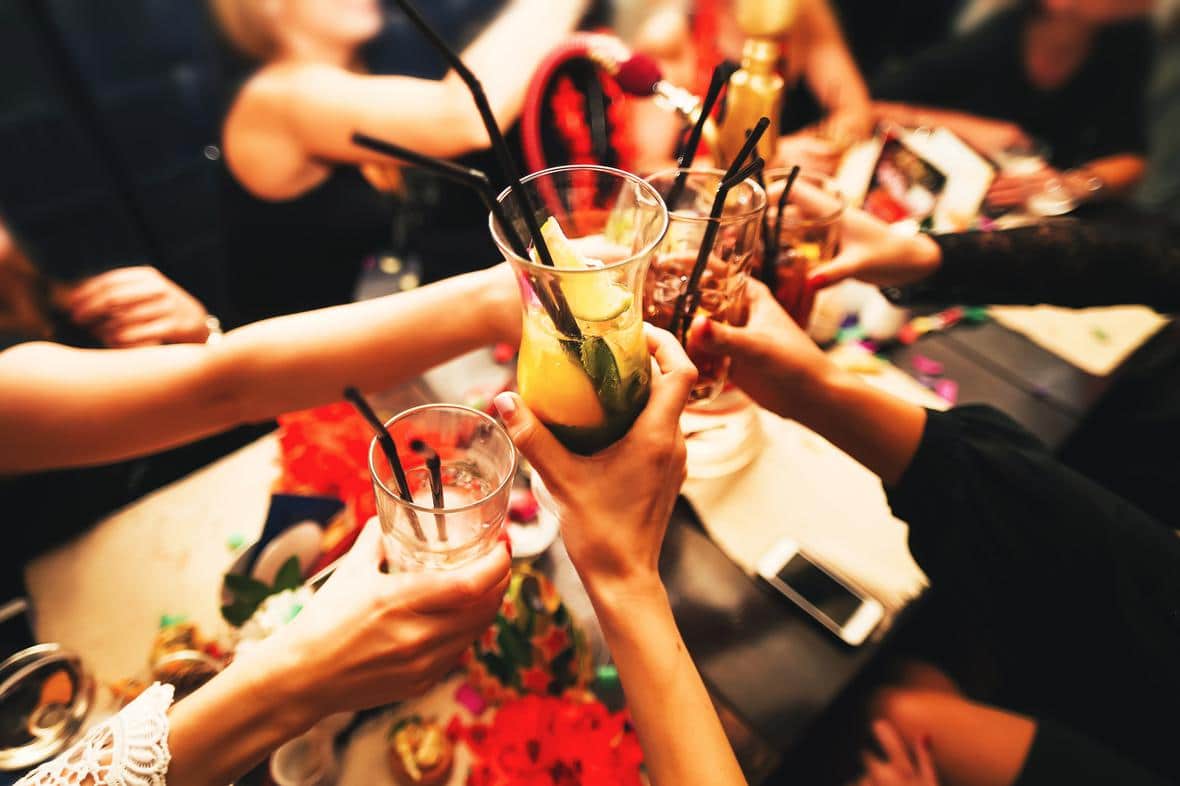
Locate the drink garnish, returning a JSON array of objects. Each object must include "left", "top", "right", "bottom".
[{"left": 536, "top": 217, "right": 633, "bottom": 322}]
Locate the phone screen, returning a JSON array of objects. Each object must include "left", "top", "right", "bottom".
[{"left": 776, "top": 554, "right": 861, "bottom": 627}]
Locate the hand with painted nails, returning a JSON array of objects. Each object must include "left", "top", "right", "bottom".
[
  {"left": 806, "top": 205, "right": 942, "bottom": 292},
  {"left": 853, "top": 721, "right": 939, "bottom": 786},
  {"left": 689, "top": 279, "right": 833, "bottom": 420},
  {"left": 252, "top": 518, "right": 512, "bottom": 719},
  {"left": 493, "top": 324, "right": 696, "bottom": 593}
]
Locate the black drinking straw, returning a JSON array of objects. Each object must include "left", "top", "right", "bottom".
[
  {"left": 665, "top": 61, "right": 736, "bottom": 207},
  {"left": 350, "top": 132, "right": 582, "bottom": 339},
  {"left": 755, "top": 167, "right": 778, "bottom": 288},
  {"left": 722, "top": 117, "right": 770, "bottom": 183},
  {"left": 772, "top": 165, "right": 802, "bottom": 255},
  {"left": 671, "top": 157, "right": 765, "bottom": 342},
  {"left": 410, "top": 439, "right": 447, "bottom": 543},
  {"left": 352, "top": 132, "right": 526, "bottom": 256},
  {"left": 390, "top": 0, "right": 556, "bottom": 269},
  {"left": 344, "top": 387, "right": 426, "bottom": 541}
]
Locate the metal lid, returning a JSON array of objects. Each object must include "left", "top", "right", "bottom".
[{"left": 0, "top": 643, "right": 94, "bottom": 771}]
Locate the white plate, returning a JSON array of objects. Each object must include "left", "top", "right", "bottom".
[{"left": 251, "top": 521, "right": 324, "bottom": 586}]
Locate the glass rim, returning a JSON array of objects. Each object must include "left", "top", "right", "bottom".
[
  {"left": 762, "top": 167, "right": 846, "bottom": 223},
  {"left": 367, "top": 403, "right": 518, "bottom": 516},
  {"left": 644, "top": 167, "right": 768, "bottom": 225},
  {"left": 488, "top": 164, "right": 670, "bottom": 275}
]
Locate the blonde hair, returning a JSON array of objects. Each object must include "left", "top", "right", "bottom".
[{"left": 209, "top": 0, "right": 277, "bottom": 61}]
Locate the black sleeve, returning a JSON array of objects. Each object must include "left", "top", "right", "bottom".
[
  {"left": 886, "top": 218, "right": 1180, "bottom": 312},
  {"left": 886, "top": 406, "right": 1180, "bottom": 781},
  {"left": 871, "top": 12, "right": 1015, "bottom": 106}
]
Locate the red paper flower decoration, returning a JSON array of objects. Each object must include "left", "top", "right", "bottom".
[{"left": 453, "top": 694, "right": 643, "bottom": 786}]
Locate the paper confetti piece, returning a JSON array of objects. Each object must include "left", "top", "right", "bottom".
[
  {"left": 963, "top": 306, "right": 989, "bottom": 324},
  {"left": 226, "top": 533, "right": 246, "bottom": 551},
  {"left": 456, "top": 682, "right": 487, "bottom": 715},
  {"left": 492, "top": 342, "right": 516, "bottom": 364},
  {"left": 898, "top": 324, "right": 920, "bottom": 345},
  {"left": 911, "top": 354, "right": 944, "bottom": 376},
  {"left": 934, "top": 379, "right": 959, "bottom": 405}
]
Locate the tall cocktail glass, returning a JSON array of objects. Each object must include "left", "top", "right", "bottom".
[
  {"left": 643, "top": 168, "right": 767, "bottom": 403},
  {"left": 490, "top": 165, "right": 669, "bottom": 455}
]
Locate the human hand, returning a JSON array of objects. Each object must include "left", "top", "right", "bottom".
[
  {"left": 688, "top": 279, "right": 834, "bottom": 420},
  {"left": 773, "top": 132, "right": 845, "bottom": 175},
  {"left": 985, "top": 166, "right": 1062, "bottom": 209},
  {"left": 854, "top": 721, "right": 939, "bottom": 786},
  {"left": 258, "top": 519, "right": 510, "bottom": 723},
  {"left": 806, "top": 204, "right": 942, "bottom": 290},
  {"left": 493, "top": 325, "right": 696, "bottom": 593},
  {"left": 62, "top": 266, "right": 211, "bottom": 347}
]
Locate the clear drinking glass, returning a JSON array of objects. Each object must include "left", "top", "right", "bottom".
[
  {"left": 368, "top": 404, "right": 516, "bottom": 570},
  {"left": 762, "top": 169, "right": 844, "bottom": 327},
  {"left": 490, "top": 165, "right": 669, "bottom": 455},
  {"left": 642, "top": 168, "right": 767, "bottom": 402}
]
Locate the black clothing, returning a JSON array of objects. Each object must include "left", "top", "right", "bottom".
[
  {"left": 888, "top": 406, "right": 1180, "bottom": 784},
  {"left": 892, "top": 217, "right": 1180, "bottom": 311},
  {"left": 889, "top": 217, "right": 1180, "bottom": 526},
  {"left": 1016, "top": 718, "right": 1172, "bottom": 786},
  {"left": 220, "top": 164, "right": 394, "bottom": 325},
  {"left": 873, "top": 8, "right": 1152, "bottom": 169}
]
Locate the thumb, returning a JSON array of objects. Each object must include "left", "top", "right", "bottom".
[
  {"left": 690, "top": 314, "right": 755, "bottom": 359},
  {"left": 492, "top": 392, "right": 572, "bottom": 479}
]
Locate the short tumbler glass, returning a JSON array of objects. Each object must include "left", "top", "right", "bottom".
[{"left": 369, "top": 404, "right": 516, "bottom": 570}]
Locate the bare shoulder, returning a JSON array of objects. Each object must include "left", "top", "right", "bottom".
[{"left": 223, "top": 63, "right": 338, "bottom": 199}]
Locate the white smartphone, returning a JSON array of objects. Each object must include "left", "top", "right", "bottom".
[{"left": 756, "top": 538, "right": 884, "bottom": 647}]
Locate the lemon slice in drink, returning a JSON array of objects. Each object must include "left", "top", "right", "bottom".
[{"left": 536, "top": 218, "right": 632, "bottom": 322}]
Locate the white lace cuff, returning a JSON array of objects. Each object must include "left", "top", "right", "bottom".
[{"left": 17, "top": 682, "right": 174, "bottom": 786}]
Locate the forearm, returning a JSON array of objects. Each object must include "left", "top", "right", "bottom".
[
  {"left": 0, "top": 268, "right": 513, "bottom": 472},
  {"left": 454, "top": 0, "right": 588, "bottom": 135},
  {"left": 802, "top": 1, "right": 871, "bottom": 128},
  {"left": 873, "top": 102, "right": 1010, "bottom": 150},
  {"left": 789, "top": 365, "right": 927, "bottom": 486},
  {"left": 167, "top": 648, "right": 314, "bottom": 786},
  {"left": 219, "top": 267, "right": 510, "bottom": 422},
  {"left": 1079, "top": 154, "right": 1146, "bottom": 198},
  {"left": 587, "top": 578, "right": 746, "bottom": 786}
]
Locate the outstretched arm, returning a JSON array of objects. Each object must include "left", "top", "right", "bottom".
[
  {"left": 0, "top": 265, "right": 517, "bottom": 473},
  {"left": 495, "top": 327, "right": 748, "bottom": 786},
  {"left": 247, "top": 0, "right": 589, "bottom": 168}
]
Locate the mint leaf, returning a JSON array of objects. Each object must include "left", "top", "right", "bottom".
[{"left": 272, "top": 556, "right": 303, "bottom": 593}]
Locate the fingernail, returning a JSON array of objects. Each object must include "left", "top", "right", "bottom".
[
  {"left": 493, "top": 392, "right": 517, "bottom": 420},
  {"left": 808, "top": 273, "right": 829, "bottom": 290},
  {"left": 697, "top": 317, "right": 714, "bottom": 342}
]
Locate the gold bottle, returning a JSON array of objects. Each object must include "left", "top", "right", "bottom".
[{"left": 715, "top": 0, "right": 798, "bottom": 167}]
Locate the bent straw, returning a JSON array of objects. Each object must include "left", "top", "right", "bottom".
[
  {"left": 722, "top": 117, "right": 770, "bottom": 183},
  {"left": 344, "top": 387, "right": 426, "bottom": 541},
  {"left": 672, "top": 157, "right": 765, "bottom": 343},
  {"left": 410, "top": 439, "right": 447, "bottom": 543},
  {"left": 390, "top": 0, "right": 556, "bottom": 268},
  {"left": 352, "top": 132, "right": 526, "bottom": 256},
  {"left": 351, "top": 132, "right": 582, "bottom": 339},
  {"left": 772, "top": 165, "right": 802, "bottom": 255},
  {"left": 665, "top": 61, "right": 736, "bottom": 208}
]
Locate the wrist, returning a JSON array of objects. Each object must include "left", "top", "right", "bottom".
[
  {"left": 474, "top": 264, "right": 519, "bottom": 344},
  {"left": 909, "top": 233, "right": 942, "bottom": 282},
  {"left": 233, "top": 635, "right": 324, "bottom": 738},
  {"left": 583, "top": 571, "right": 668, "bottom": 621}
]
